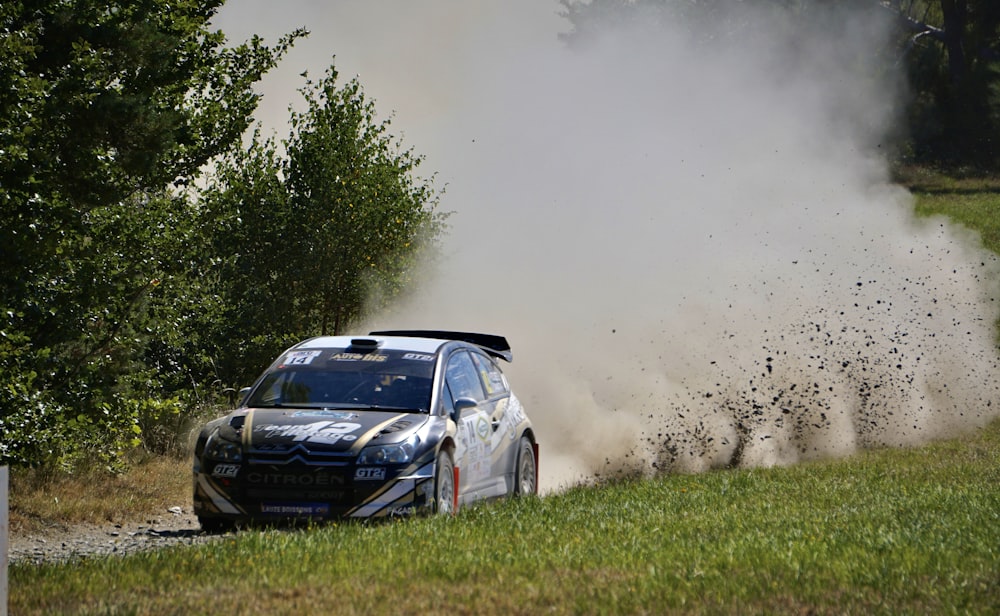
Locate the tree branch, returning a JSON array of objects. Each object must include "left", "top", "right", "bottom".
[{"left": 878, "top": 1, "right": 947, "bottom": 43}]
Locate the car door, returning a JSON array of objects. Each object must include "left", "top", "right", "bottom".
[
  {"left": 469, "top": 350, "right": 519, "bottom": 495},
  {"left": 444, "top": 350, "right": 494, "bottom": 500}
]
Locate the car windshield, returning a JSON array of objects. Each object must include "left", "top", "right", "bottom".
[{"left": 246, "top": 349, "right": 435, "bottom": 412}]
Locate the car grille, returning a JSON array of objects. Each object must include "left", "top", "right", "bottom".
[
  {"left": 247, "top": 443, "right": 351, "bottom": 467},
  {"left": 242, "top": 465, "right": 352, "bottom": 503}
]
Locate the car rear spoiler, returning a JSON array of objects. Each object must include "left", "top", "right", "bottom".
[{"left": 369, "top": 330, "right": 513, "bottom": 363}]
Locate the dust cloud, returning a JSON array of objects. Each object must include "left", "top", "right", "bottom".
[{"left": 214, "top": 2, "right": 1000, "bottom": 492}]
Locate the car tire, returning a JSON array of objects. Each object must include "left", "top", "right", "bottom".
[
  {"left": 434, "top": 450, "right": 456, "bottom": 515},
  {"left": 514, "top": 436, "right": 537, "bottom": 496}
]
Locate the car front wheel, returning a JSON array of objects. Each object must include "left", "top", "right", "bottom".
[
  {"left": 434, "top": 450, "right": 456, "bottom": 515},
  {"left": 514, "top": 436, "right": 536, "bottom": 496}
]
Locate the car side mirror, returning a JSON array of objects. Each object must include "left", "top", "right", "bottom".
[
  {"left": 451, "top": 397, "right": 478, "bottom": 421},
  {"left": 454, "top": 397, "right": 478, "bottom": 411},
  {"left": 237, "top": 386, "right": 252, "bottom": 405}
]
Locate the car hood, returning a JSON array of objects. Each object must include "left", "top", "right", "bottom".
[{"left": 243, "top": 408, "right": 429, "bottom": 454}]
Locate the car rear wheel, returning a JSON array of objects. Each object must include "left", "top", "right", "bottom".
[
  {"left": 434, "top": 450, "right": 456, "bottom": 515},
  {"left": 514, "top": 436, "right": 536, "bottom": 496}
]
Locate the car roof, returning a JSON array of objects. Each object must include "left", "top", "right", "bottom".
[
  {"left": 293, "top": 335, "right": 447, "bottom": 354},
  {"left": 292, "top": 331, "right": 513, "bottom": 362}
]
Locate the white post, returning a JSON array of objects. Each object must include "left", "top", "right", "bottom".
[{"left": 1, "top": 466, "right": 7, "bottom": 616}]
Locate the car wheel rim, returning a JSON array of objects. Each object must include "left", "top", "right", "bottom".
[
  {"left": 438, "top": 462, "right": 454, "bottom": 514},
  {"left": 519, "top": 445, "right": 536, "bottom": 494}
]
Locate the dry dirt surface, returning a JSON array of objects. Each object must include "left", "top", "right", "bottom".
[{"left": 9, "top": 507, "right": 225, "bottom": 565}]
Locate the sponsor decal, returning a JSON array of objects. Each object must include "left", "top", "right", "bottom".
[
  {"left": 388, "top": 504, "right": 416, "bottom": 517},
  {"left": 246, "top": 472, "right": 344, "bottom": 486},
  {"left": 212, "top": 463, "right": 240, "bottom": 479},
  {"left": 459, "top": 416, "right": 492, "bottom": 484},
  {"left": 282, "top": 350, "right": 323, "bottom": 365},
  {"left": 476, "top": 416, "right": 490, "bottom": 441},
  {"left": 291, "top": 410, "right": 359, "bottom": 420},
  {"left": 260, "top": 503, "right": 330, "bottom": 516},
  {"left": 354, "top": 467, "right": 387, "bottom": 481},
  {"left": 330, "top": 352, "right": 388, "bottom": 362},
  {"left": 505, "top": 396, "right": 527, "bottom": 440},
  {"left": 254, "top": 420, "right": 362, "bottom": 445},
  {"left": 402, "top": 353, "right": 435, "bottom": 362}
]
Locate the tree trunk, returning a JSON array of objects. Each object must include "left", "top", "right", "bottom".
[{"left": 940, "top": 0, "right": 968, "bottom": 84}]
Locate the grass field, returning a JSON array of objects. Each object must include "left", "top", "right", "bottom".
[
  {"left": 8, "top": 168, "right": 1000, "bottom": 614},
  {"left": 898, "top": 165, "right": 1000, "bottom": 254}
]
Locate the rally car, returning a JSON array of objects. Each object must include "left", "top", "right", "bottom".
[{"left": 193, "top": 330, "right": 537, "bottom": 530}]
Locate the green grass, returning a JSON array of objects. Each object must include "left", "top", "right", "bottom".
[
  {"left": 896, "top": 165, "right": 1000, "bottom": 254},
  {"left": 10, "top": 418, "right": 1000, "bottom": 615}
]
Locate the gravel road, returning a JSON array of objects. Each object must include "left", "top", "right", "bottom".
[{"left": 9, "top": 507, "right": 224, "bottom": 565}]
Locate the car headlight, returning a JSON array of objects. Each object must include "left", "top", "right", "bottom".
[
  {"left": 357, "top": 435, "right": 419, "bottom": 465},
  {"left": 204, "top": 432, "right": 243, "bottom": 462}
]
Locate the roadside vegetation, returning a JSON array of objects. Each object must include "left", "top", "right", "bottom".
[{"left": 9, "top": 453, "right": 190, "bottom": 535}]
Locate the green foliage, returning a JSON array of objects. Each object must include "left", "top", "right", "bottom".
[
  {"left": 191, "top": 131, "right": 302, "bottom": 386},
  {"left": 194, "top": 67, "right": 447, "bottom": 386},
  {"left": 284, "top": 69, "right": 444, "bottom": 334},
  {"left": 0, "top": 0, "right": 302, "bottom": 206},
  {"left": 1, "top": 3, "right": 442, "bottom": 468},
  {"left": 0, "top": 364, "right": 64, "bottom": 467},
  {"left": 898, "top": 1, "right": 1000, "bottom": 165},
  {"left": 0, "top": 0, "right": 303, "bottom": 467}
]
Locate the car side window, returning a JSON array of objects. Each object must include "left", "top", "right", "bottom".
[
  {"left": 445, "top": 351, "right": 486, "bottom": 403},
  {"left": 441, "top": 381, "right": 456, "bottom": 417},
  {"left": 470, "top": 351, "right": 508, "bottom": 397}
]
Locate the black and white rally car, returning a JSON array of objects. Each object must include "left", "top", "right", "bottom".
[{"left": 193, "top": 330, "right": 537, "bottom": 530}]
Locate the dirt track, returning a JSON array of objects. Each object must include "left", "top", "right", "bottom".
[{"left": 9, "top": 508, "right": 221, "bottom": 565}]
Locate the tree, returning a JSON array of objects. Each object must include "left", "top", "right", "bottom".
[
  {"left": 285, "top": 70, "right": 445, "bottom": 336},
  {"left": 196, "top": 67, "right": 447, "bottom": 387},
  {"left": 0, "top": 0, "right": 303, "bottom": 467},
  {"left": 192, "top": 131, "right": 301, "bottom": 386},
  {"left": 884, "top": 0, "right": 1000, "bottom": 164}
]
